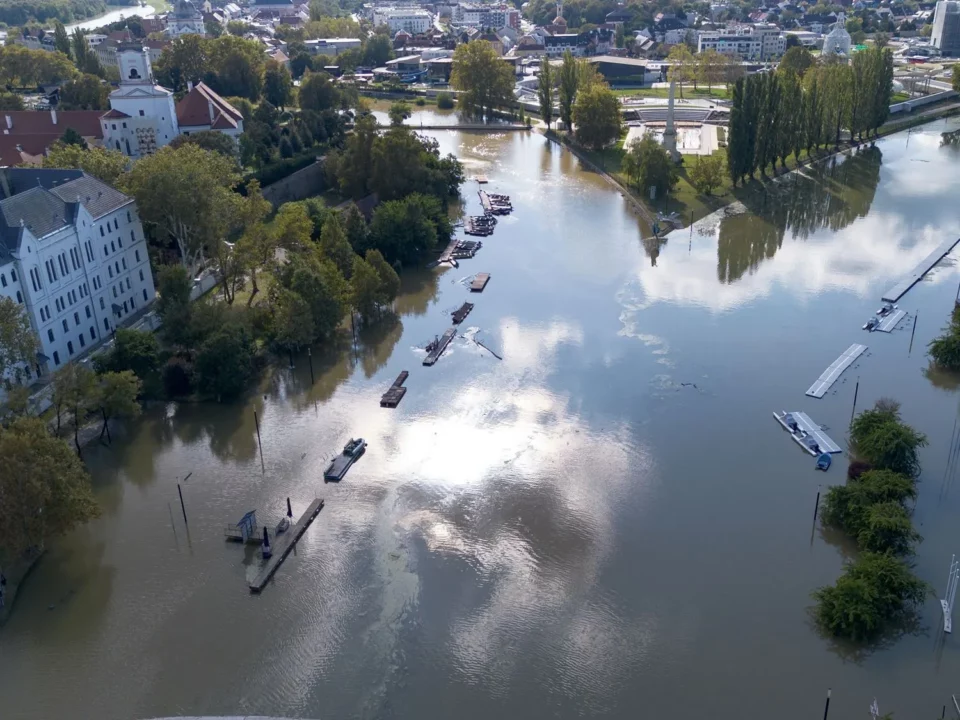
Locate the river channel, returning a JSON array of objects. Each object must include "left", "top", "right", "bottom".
[{"left": 2, "top": 115, "right": 960, "bottom": 720}]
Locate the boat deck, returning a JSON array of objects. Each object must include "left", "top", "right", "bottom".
[
  {"left": 324, "top": 449, "right": 363, "bottom": 481},
  {"left": 774, "top": 412, "right": 842, "bottom": 455},
  {"left": 452, "top": 302, "right": 474, "bottom": 324},
  {"left": 380, "top": 371, "right": 409, "bottom": 408},
  {"left": 249, "top": 498, "right": 324, "bottom": 593}
]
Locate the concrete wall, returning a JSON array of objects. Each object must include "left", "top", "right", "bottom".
[
  {"left": 890, "top": 90, "right": 959, "bottom": 114},
  {"left": 260, "top": 160, "right": 328, "bottom": 207}
]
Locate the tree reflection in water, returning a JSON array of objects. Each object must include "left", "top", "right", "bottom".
[{"left": 717, "top": 145, "right": 884, "bottom": 284}]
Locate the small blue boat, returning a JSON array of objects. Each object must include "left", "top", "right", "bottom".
[{"left": 816, "top": 453, "right": 832, "bottom": 472}]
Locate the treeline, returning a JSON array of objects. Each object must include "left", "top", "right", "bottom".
[
  {"left": 154, "top": 35, "right": 271, "bottom": 101},
  {"left": 929, "top": 305, "right": 960, "bottom": 371},
  {"left": 0, "top": 0, "right": 106, "bottom": 26},
  {"left": 814, "top": 400, "right": 929, "bottom": 642},
  {"left": 727, "top": 46, "right": 894, "bottom": 185},
  {"left": 0, "top": 43, "right": 76, "bottom": 87}
]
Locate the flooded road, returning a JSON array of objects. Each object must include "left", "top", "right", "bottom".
[{"left": 3, "top": 117, "right": 960, "bottom": 720}]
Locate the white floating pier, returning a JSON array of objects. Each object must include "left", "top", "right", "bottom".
[
  {"left": 876, "top": 309, "right": 906, "bottom": 333},
  {"left": 881, "top": 237, "right": 960, "bottom": 303},
  {"left": 806, "top": 344, "right": 867, "bottom": 398},
  {"left": 774, "top": 411, "right": 842, "bottom": 455}
]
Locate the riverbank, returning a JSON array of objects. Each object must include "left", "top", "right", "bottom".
[{"left": 553, "top": 100, "right": 960, "bottom": 229}]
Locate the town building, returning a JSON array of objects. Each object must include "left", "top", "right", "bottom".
[
  {"left": 932, "top": 1, "right": 960, "bottom": 56},
  {"left": 100, "top": 46, "right": 243, "bottom": 158},
  {"left": 0, "top": 111, "right": 104, "bottom": 166},
  {"left": 0, "top": 168, "right": 156, "bottom": 382},
  {"left": 697, "top": 23, "right": 786, "bottom": 60},
  {"left": 303, "top": 37, "right": 363, "bottom": 55},
  {"left": 166, "top": 0, "right": 207, "bottom": 37},
  {"left": 372, "top": 7, "right": 432, "bottom": 34},
  {"left": 452, "top": 3, "right": 520, "bottom": 30}
]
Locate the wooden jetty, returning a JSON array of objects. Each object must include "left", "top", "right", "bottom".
[
  {"left": 452, "top": 302, "right": 474, "bottom": 324},
  {"left": 249, "top": 498, "right": 325, "bottom": 593},
  {"left": 437, "top": 237, "right": 459, "bottom": 265},
  {"left": 882, "top": 236, "right": 960, "bottom": 303},
  {"left": 479, "top": 190, "right": 512, "bottom": 215},
  {"left": 470, "top": 273, "right": 490, "bottom": 292},
  {"left": 452, "top": 240, "right": 482, "bottom": 258},
  {"left": 423, "top": 328, "right": 456, "bottom": 366},
  {"left": 380, "top": 370, "right": 409, "bottom": 408},
  {"left": 475, "top": 174, "right": 489, "bottom": 184},
  {"left": 464, "top": 217, "right": 494, "bottom": 236}
]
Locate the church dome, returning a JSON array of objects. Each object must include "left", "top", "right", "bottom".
[{"left": 552, "top": 13, "right": 567, "bottom": 25}]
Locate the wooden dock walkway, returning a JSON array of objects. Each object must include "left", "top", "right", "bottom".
[
  {"left": 470, "top": 273, "right": 490, "bottom": 292},
  {"left": 423, "top": 328, "right": 456, "bottom": 366},
  {"left": 380, "top": 370, "right": 409, "bottom": 407},
  {"left": 249, "top": 498, "right": 325, "bottom": 593}
]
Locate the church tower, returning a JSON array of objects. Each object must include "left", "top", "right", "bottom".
[{"left": 118, "top": 46, "right": 154, "bottom": 85}]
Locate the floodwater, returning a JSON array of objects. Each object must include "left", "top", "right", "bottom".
[
  {"left": 3, "top": 115, "right": 960, "bottom": 720},
  {"left": 65, "top": 4, "right": 156, "bottom": 32}
]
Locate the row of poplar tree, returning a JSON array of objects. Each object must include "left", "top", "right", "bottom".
[{"left": 726, "top": 46, "right": 894, "bottom": 186}]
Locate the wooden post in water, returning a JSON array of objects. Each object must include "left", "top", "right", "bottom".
[
  {"left": 823, "top": 688, "right": 832, "bottom": 720},
  {"left": 850, "top": 378, "right": 860, "bottom": 426},
  {"left": 254, "top": 410, "right": 265, "bottom": 473},
  {"left": 814, "top": 486, "right": 821, "bottom": 522},
  {"left": 307, "top": 347, "right": 315, "bottom": 384},
  {"left": 177, "top": 483, "right": 187, "bottom": 524}
]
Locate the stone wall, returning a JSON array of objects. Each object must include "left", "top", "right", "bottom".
[{"left": 260, "top": 160, "right": 327, "bottom": 206}]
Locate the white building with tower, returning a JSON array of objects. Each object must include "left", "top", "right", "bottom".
[
  {"left": 101, "top": 45, "right": 244, "bottom": 159},
  {"left": 822, "top": 13, "right": 852, "bottom": 57},
  {"left": 0, "top": 168, "right": 156, "bottom": 385}
]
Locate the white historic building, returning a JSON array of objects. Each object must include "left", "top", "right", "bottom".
[
  {"left": 166, "top": 0, "right": 207, "bottom": 37},
  {"left": 101, "top": 46, "right": 244, "bottom": 159},
  {"left": 0, "top": 169, "right": 156, "bottom": 383}
]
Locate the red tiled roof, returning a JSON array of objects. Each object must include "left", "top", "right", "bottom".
[
  {"left": 0, "top": 135, "right": 52, "bottom": 166},
  {"left": 101, "top": 108, "right": 131, "bottom": 119},
  {"left": 0, "top": 111, "right": 104, "bottom": 139},
  {"left": 175, "top": 82, "right": 243, "bottom": 130}
]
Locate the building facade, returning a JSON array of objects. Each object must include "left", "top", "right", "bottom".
[
  {"left": 101, "top": 46, "right": 243, "bottom": 159},
  {"left": 372, "top": 7, "right": 432, "bottom": 33},
  {"left": 453, "top": 3, "right": 520, "bottom": 29},
  {"left": 0, "top": 169, "right": 155, "bottom": 382},
  {"left": 166, "top": 0, "right": 207, "bottom": 37},
  {"left": 932, "top": 1, "right": 960, "bottom": 56},
  {"left": 697, "top": 23, "right": 785, "bottom": 60}
]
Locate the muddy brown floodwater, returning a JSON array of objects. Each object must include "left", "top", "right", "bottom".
[{"left": 3, "top": 115, "right": 960, "bottom": 720}]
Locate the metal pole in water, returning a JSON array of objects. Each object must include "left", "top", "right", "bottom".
[
  {"left": 177, "top": 483, "right": 187, "bottom": 524},
  {"left": 909, "top": 311, "right": 918, "bottom": 355},
  {"left": 850, "top": 378, "right": 860, "bottom": 426},
  {"left": 814, "top": 486, "right": 821, "bottom": 522},
  {"left": 308, "top": 347, "right": 314, "bottom": 384},
  {"left": 287, "top": 497, "right": 293, "bottom": 518},
  {"left": 254, "top": 410, "right": 265, "bottom": 473},
  {"left": 823, "top": 688, "right": 832, "bottom": 720}
]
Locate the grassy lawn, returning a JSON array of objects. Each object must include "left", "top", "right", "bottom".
[
  {"left": 891, "top": 91, "right": 910, "bottom": 103},
  {"left": 141, "top": 0, "right": 172, "bottom": 12},
  {"left": 615, "top": 86, "right": 733, "bottom": 100},
  {"left": 232, "top": 271, "right": 274, "bottom": 308}
]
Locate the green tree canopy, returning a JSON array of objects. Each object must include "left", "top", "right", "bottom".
[
  {"left": 687, "top": 154, "right": 726, "bottom": 195},
  {"left": 318, "top": 213, "right": 355, "bottom": 278},
  {"left": 388, "top": 100, "right": 412, "bottom": 126},
  {"left": 58, "top": 73, "right": 108, "bottom": 110},
  {"left": 271, "top": 288, "right": 314, "bottom": 351},
  {"left": 369, "top": 193, "right": 450, "bottom": 267},
  {"left": 298, "top": 70, "right": 341, "bottom": 112},
  {"left": 0, "top": 44, "right": 77, "bottom": 87},
  {"left": 196, "top": 324, "right": 255, "bottom": 400},
  {"left": 263, "top": 58, "right": 293, "bottom": 108},
  {"left": 169, "top": 130, "right": 238, "bottom": 160},
  {"left": 0, "top": 417, "right": 99, "bottom": 562},
  {"left": 122, "top": 144, "right": 241, "bottom": 276},
  {"left": 0, "top": 297, "right": 38, "bottom": 382},
  {"left": 285, "top": 256, "right": 349, "bottom": 340},
  {"left": 572, "top": 82, "right": 621, "bottom": 150},
  {"left": 349, "top": 254, "right": 382, "bottom": 321},
  {"left": 538, "top": 57, "right": 553, "bottom": 130},
  {"left": 450, "top": 40, "right": 515, "bottom": 119},
  {"left": 621, "top": 135, "right": 677, "bottom": 199},
  {"left": 366, "top": 249, "right": 399, "bottom": 307},
  {"left": 778, "top": 46, "right": 815, "bottom": 77},
  {"left": 96, "top": 370, "right": 141, "bottom": 444},
  {"left": 850, "top": 400, "right": 927, "bottom": 477}
]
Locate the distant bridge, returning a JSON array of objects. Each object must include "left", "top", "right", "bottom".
[{"left": 380, "top": 122, "right": 530, "bottom": 132}]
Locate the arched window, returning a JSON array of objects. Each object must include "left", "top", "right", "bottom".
[
  {"left": 16, "top": 290, "right": 22, "bottom": 303},
  {"left": 129, "top": 67, "right": 141, "bottom": 79}
]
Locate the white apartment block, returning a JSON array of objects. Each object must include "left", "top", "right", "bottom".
[
  {"left": 372, "top": 7, "right": 432, "bottom": 33},
  {"left": 453, "top": 3, "right": 520, "bottom": 29},
  {"left": 933, "top": 1, "right": 960, "bottom": 56},
  {"left": 697, "top": 23, "right": 785, "bottom": 60},
  {"left": 0, "top": 169, "right": 156, "bottom": 383}
]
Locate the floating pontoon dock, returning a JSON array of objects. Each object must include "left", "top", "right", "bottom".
[
  {"left": 475, "top": 175, "right": 488, "bottom": 184},
  {"left": 451, "top": 302, "right": 474, "bottom": 324},
  {"left": 380, "top": 370, "right": 409, "bottom": 408},
  {"left": 876, "top": 309, "right": 906, "bottom": 333},
  {"left": 249, "top": 498, "right": 324, "bottom": 593},
  {"left": 881, "top": 237, "right": 960, "bottom": 303},
  {"left": 806, "top": 343, "right": 867, "bottom": 398},
  {"left": 470, "top": 273, "right": 490, "bottom": 292},
  {"left": 324, "top": 445, "right": 365, "bottom": 481},
  {"left": 423, "top": 328, "right": 456, "bottom": 366},
  {"left": 773, "top": 411, "right": 842, "bottom": 455}
]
